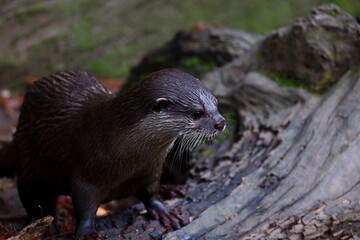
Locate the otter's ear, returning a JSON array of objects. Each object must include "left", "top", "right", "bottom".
[{"left": 154, "top": 98, "right": 171, "bottom": 111}]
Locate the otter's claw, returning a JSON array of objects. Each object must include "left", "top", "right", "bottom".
[{"left": 145, "top": 198, "right": 185, "bottom": 229}]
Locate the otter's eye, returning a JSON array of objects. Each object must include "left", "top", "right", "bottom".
[
  {"left": 192, "top": 110, "right": 205, "bottom": 119},
  {"left": 154, "top": 98, "right": 171, "bottom": 112}
]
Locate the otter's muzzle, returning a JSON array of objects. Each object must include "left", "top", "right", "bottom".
[{"left": 214, "top": 118, "right": 226, "bottom": 131}]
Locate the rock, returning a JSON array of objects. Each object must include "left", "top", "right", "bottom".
[
  {"left": 126, "top": 24, "right": 262, "bottom": 88},
  {"left": 129, "top": 4, "right": 360, "bottom": 94},
  {"left": 259, "top": 3, "right": 360, "bottom": 92},
  {"left": 202, "top": 4, "right": 360, "bottom": 95}
]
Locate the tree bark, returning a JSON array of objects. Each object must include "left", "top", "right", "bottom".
[{"left": 165, "top": 67, "right": 360, "bottom": 240}]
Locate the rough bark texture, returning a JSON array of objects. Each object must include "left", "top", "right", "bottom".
[
  {"left": 1, "top": 3, "right": 360, "bottom": 240},
  {"left": 8, "top": 216, "right": 53, "bottom": 240},
  {"left": 165, "top": 67, "right": 360, "bottom": 240}
]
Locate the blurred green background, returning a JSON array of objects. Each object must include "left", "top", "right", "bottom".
[{"left": 0, "top": 0, "right": 359, "bottom": 91}]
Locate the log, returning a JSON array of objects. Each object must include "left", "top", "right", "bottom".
[
  {"left": 165, "top": 68, "right": 360, "bottom": 240},
  {"left": 8, "top": 216, "right": 53, "bottom": 240}
]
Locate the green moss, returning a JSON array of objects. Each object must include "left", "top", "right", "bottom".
[
  {"left": 326, "top": 6, "right": 342, "bottom": 17},
  {"left": 223, "top": 111, "right": 236, "bottom": 127},
  {"left": 79, "top": 0, "right": 104, "bottom": 13},
  {"left": 15, "top": 4, "right": 47, "bottom": 24},
  {"left": 267, "top": 72, "right": 316, "bottom": 93},
  {"left": 214, "top": 111, "right": 236, "bottom": 144},
  {"left": 180, "top": 57, "right": 215, "bottom": 72},
  {"left": 84, "top": 47, "right": 136, "bottom": 77},
  {"left": 317, "top": 71, "right": 333, "bottom": 87},
  {"left": 347, "top": 69, "right": 358, "bottom": 77},
  {"left": 152, "top": 55, "right": 167, "bottom": 63},
  {"left": 73, "top": 21, "right": 98, "bottom": 50},
  {"left": 341, "top": 221, "right": 360, "bottom": 238},
  {"left": 203, "top": 149, "right": 214, "bottom": 157},
  {"left": 183, "top": 57, "right": 201, "bottom": 68},
  {"left": 86, "top": 60, "right": 130, "bottom": 78}
]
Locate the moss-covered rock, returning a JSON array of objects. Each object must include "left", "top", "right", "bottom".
[
  {"left": 259, "top": 4, "right": 360, "bottom": 92},
  {"left": 125, "top": 25, "right": 262, "bottom": 88}
]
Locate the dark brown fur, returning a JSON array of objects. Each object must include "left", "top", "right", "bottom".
[{"left": 0, "top": 69, "right": 225, "bottom": 237}]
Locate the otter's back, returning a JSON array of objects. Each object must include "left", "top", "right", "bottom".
[
  {"left": 9, "top": 71, "right": 112, "bottom": 176},
  {"left": 18, "top": 71, "right": 111, "bottom": 129}
]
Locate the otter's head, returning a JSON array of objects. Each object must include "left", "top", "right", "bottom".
[{"left": 139, "top": 69, "right": 226, "bottom": 148}]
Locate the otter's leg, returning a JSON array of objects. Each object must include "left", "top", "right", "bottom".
[
  {"left": 71, "top": 182, "right": 101, "bottom": 238},
  {"left": 136, "top": 182, "right": 185, "bottom": 229}
]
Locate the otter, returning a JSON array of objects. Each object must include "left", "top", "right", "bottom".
[{"left": 0, "top": 69, "right": 226, "bottom": 237}]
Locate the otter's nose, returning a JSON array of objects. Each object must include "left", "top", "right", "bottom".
[{"left": 214, "top": 120, "right": 226, "bottom": 131}]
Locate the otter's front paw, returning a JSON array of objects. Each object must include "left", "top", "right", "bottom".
[{"left": 145, "top": 198, "right": 185, "bottom": 229}]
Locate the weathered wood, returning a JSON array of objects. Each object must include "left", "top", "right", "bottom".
[
  {"left": 164, "top": 68, "right": 360, "bottom": 240},
  {"left": 7, "top": 216, "right": 53, "bottom": 240}
]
